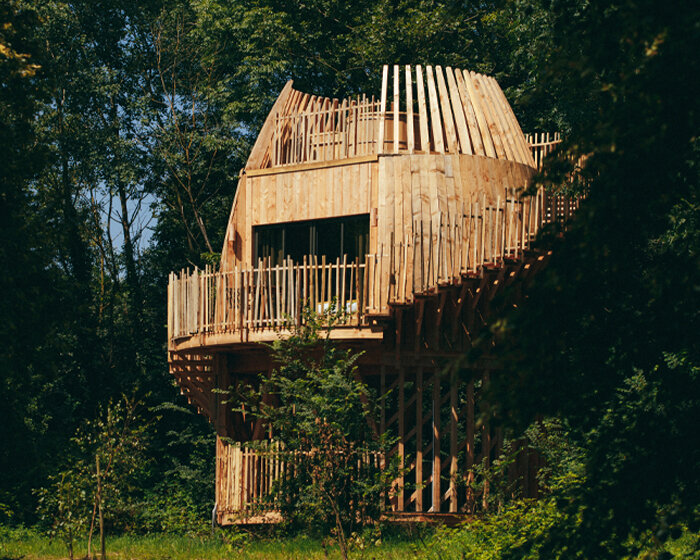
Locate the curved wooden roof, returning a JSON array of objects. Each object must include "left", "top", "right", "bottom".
[{"left": 246, "top": 65, "right": 535, "bottom": 171}]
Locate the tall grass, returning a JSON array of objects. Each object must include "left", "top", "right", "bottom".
[{"left": 0, "top": 526, "right": 423, "bottom": 560}]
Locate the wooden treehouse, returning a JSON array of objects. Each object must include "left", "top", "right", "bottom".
[{"left": 167, "top": 64, "right": 576, "bottom": 525}]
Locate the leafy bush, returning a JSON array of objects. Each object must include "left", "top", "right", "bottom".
[
  {"left": 35, "top": 396, "right": 149, "bottom": 559},
  {"left": 243, "top": 306, "right": 396, "bottom": 559}
]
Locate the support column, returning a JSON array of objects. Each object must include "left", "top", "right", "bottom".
[
  {"left": 432, "top": 369, "right": 441, "bottom": 512},
  {"left": 415, "top": 367, "right": 423, "bottom": 512}
]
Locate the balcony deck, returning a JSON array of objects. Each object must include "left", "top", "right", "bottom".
[{"left": 168, "top": 185, "right": 579, "bottom": 352}]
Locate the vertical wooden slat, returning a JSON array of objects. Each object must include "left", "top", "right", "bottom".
[
  {"left": 405, "top": 65, "right": 414, "bottom": 154},
  {"left": 445, "top": 67, "right": 472, "bottom": 155},
  {"left": 416, "top": 65, "right": 431, "bottom": 153},
  {"left": 378, "top": 65, "right": 389, "bottom": 154},
  {"left": 435, "top": 66, "right": 459, "bottom": 153},
  {"left": 462, "top": 69, "right": 496, "bottom": 158},
  {"left": 472, "top": 72, "right": 507, "bottom": 160},
  {"left": 341, "top": 254, "right": 347, "bottom": 312},
  {"left": 454, "top": 69, "right": 485, "bottom": 157},
  {"left": 491, "top": 77, "right": 536, "bottom": 168},
  {"left": 426, "top": 66, "right": 445, "bottom": 154},
  {"left": 393, "top": 64, "right": 400, "bottom": 154},
  {"left": 481, "top": 76, "right": 518, "bottom": 163}
]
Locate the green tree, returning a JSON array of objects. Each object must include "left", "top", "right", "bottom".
[
  {"left": 0, "top": 0, "right": 56, "bottom": 522},
  {"left": 36, "top": 396, "right": 149, "bottom": 560},
  {"left": 479, "top": 0, "right": 700, "bottom": 557},
  {"left": 190, "top": 0, "right": 519, "bottom": 132},
  {"left": 247, "top": 308, "right": 393, "bottom": 559},
  {"left": 1, "top": 0, "right": 219, "bottom": 526}
]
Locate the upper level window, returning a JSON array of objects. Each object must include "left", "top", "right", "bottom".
[{"left": 254, "top": 214, "right": 369, "bottom": 266}]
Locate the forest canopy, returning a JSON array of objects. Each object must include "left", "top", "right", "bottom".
[{"left": 1, "top": 0, "right": 697, "bottom": 557}]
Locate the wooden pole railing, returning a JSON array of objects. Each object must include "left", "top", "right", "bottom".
[
  {"left": 215, "top": 437, "right": 383, "bottom": 519},
  {"left": 267, "top": 65, "right": 562, "bottom": 168},
  {"left": 271, "top": 98, "right": 381, "bottom": 166},
  {"left": 168, "top": 188, "right": 582, "bottom": 344},
  {"left": 525, "top": 132, "right": 562, "bottom": 170},
  {"left": 169, "top": 257, "right": 369, "bottom": 341},
  {"left": 216, "top": 438, "right": 285, "bottom": 515}
]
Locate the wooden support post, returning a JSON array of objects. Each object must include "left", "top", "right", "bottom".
[
  {"left": 398, "top": 366, "right": 405, "bottom": 511},
  {"left": 432, "top": 370, "right": 441, "bottom": 512},
  {"left": 435, "top": 290, "right": 447, "bottom": 348},
  {"left": 451, "top": 281, "right": 470, "bottom": 341},
  {"left": 466, "top": 379, "right": 475, "bottom": 512},
  {"left": 380, "top": 365, "right": 386, "bottom": 440},
  {"left": 415, "top": 367, "right": 423, "bottom": 512},
  {"left": 415, "top": 298, "right": 425, "bottom": 353},
  {"left": 482, "top": 370, "right": 491, "bottom": 511},
  {"left": 449, "top": 371, "right": 459, "bottom": 512},
  {"left": 395, "top": 307, "right": 403, "bottom": 359}
]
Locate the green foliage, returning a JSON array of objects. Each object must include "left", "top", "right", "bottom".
[
  {"left": 428, "top": 501, "right": 700, "bottom": 560},
  {"left": 34, "top": 473, "right": 88, "bottom": 560},
  {"left": 246, "top": 306, "right": 395, "bottom": 557},
  {"left": 427, "top": 499, "right": 567, "bottom": 560},
  {"left": 478, "top": 0, "right": 700, "bottom": 557},
  {"left": 423, "top": 419, "right": 582, "bottom": 560},
  {"left": 425, "top": 421, "right": 698, "bottom": 560},
  {"left": 35, "top": 396, "right": 150, "bottom": 558},
  {"left": 134, "top": 417, "right": 215, "bottom": 535}
]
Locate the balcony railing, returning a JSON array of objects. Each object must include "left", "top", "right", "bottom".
[
  {"left": 525, "top": 132, "right": 562, "bottom": 171},
  {"left": 215, "top": 438, "right": 383, "bottom": 521},
  {"left": 267, "top": 65, "right": 562, "bottom": 169},
  {"left": 168, "top": 187, "right": 581, "bottom": 344},
  {"left": 271, "top": 97, "right": 382, "bottom": 166}
]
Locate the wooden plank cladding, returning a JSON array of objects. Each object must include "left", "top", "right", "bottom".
[
  {"left": 254, "top": 65, "right": 536, "bottom": 169},
  {"left": 219, "top": 68, "right": 565, "bottom": 272},
  {"left": 246, "top": 160, "right": 373, "bottom": 226},
  {"left": 374, "top": 153, "right": 535, "bottom": 257}
]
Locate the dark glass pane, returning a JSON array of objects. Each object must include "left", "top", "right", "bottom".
[
  {"left": 285, "top": 222, "right": 312, "bottom": 263},
  {"left": 317, "top": 219, "right": 343, "bottom": 263},
  {"left": 342, "top": 215, "right": 369, "bottom": 263},
  {"left": 254, "top": 214, "right": 369, "bottom": 266},
  {"left": 255, "top": 225, "right": 283, "bottom": 265}
]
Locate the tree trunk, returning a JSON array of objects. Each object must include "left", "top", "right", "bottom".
[
  {"left": 330, "top": 498, "right": 349, "bottom": 560},
  {"left": 97, "top": 455, "right": 106, "bottom": 560}
]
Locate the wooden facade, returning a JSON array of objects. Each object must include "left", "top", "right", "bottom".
[{"left": 167, "top": 65, "right": 577, "bottom": 524}]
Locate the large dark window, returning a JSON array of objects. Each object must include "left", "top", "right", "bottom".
[{"left": 254, "top": 214, "right": 369, "bottom": 266}]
